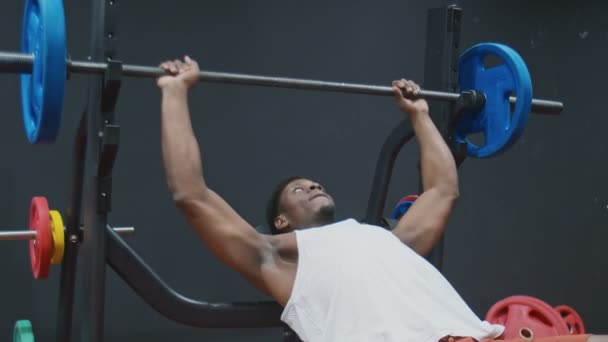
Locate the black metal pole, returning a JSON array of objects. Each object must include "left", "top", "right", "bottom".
[
  {"left": 364, "top": 120, "right": 416, "bottom": 225},
  {"left": 79, "top": 80, "right": 109, "bottom": 340},
  {"left": 0, "top": 51, "right": 563, "bottom": 114},
  {"left": 79, "top": 0, "right": 119, "bottom": 340},
  {"left": 55, "top": 112, "right": 87, "bottom": 342},
  {"left": 419, "top": 5, "right": 463, "bottom": 271}
]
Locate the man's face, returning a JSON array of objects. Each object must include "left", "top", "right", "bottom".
[{"left": 274, "top": 178, "right": 336, "bottom": 232}]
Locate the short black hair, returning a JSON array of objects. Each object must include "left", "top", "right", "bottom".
[{"left": 265, "top": 176, "right": 304, "bottom": 235}]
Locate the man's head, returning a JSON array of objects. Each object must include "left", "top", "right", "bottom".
[{"left": 266, "top": 177, "right": 336, "bottom": 235}]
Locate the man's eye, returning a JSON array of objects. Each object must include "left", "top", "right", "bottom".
[{"left": 294, "top": 187, "right": 303, "bottom": 193}]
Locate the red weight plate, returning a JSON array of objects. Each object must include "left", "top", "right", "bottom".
[
  {"left": 29, "top": 196, "right": 52, "bottom": 279},
  {"left": 555, "top": 305, "right": 586, "bottom": 335},
  {"left": 397, "top": 195, "right": 419, "bottom": 205},
  {"left": 486, "top": 296, "right": 569, "bottom": 339}
]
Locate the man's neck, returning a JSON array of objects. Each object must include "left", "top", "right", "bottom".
[{"left": 301, "top": 216, "right": 336, "bottom": 229}]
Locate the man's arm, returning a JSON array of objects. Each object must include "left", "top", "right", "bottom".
[
  {"left": 157, "top": 57, "right": 275, "bottom": 294},
  {"left": 390, "top": 79, "right": 459, "bottom": 256}
]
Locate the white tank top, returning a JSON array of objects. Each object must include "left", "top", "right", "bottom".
[{"left": 280, "top": 219, "right": 504, "bottom": 342}]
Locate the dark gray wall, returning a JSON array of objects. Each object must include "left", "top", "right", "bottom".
[{"left": 1, "top": 0, "right": 606, "bottom": 340}]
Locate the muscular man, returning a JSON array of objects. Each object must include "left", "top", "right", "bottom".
[{"left": 156, "top": 56, "right": 597, "bottom": 342}]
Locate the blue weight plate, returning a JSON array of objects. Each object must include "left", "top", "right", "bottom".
[
  {"left": 391, "top": 195, "right": 418, "bottom": 220},
  {"left": 391, "top": 201, "right": 414, "bottom": 220},
  {"left": 20, "top": 0, "right": 66, "bottom": 144},
  {"left": 454, "top": 43, "right": 532, "bottom": 158}
]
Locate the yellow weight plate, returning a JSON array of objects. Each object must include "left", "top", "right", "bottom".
[{"left": 49, "top": 210, "right": 64, "bottom": 264}]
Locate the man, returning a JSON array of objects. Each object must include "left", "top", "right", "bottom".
[{"left": 156, "top": 56, "right": 598, "bottom": 342}]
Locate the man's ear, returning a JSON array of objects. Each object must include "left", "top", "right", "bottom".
[{"left": 274, "top": 214, "right": 289, "bottom": 231}]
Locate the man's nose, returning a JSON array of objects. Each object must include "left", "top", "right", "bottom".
[{"left": 309, "top": 183, "right": 323, "bottom": 192}]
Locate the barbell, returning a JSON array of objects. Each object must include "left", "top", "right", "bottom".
[{"left": 5, "top": 0, "right": 563, "bottom": 158}]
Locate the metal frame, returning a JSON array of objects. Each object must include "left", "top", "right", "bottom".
[
  {"left": 420, "top": 4, "right": 463, "bottom": 270},
  {"left": 77, "top": 0, "right": 119, "bottom": 339},
  {"left": 106, "top": 228, "right": 283, "bottom": 327},
  {"left": 55, "top": 113, "right": 86, "bottom": 342},
  {"left": 52, "top": 3, "right": 471, "bottom": 342},
  {"left": 364, "top": 5, "right": 464, "bottom": 272}
]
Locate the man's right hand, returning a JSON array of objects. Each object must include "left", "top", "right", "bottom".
[{"left": 157, "top": 56, "right": 202, "bottom": 90}]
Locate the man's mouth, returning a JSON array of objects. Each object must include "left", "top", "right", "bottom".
[{"left": 310, "top": 193, "right": 327, "bottom": 201}]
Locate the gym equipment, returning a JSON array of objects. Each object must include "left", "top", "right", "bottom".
[
  {"left": 391, "top": 195, "right": 419, "bottom": 219},
  {"left": 0, "top": 196, "right": 135, "bottom": 279},
  {"left": 13, "top": 320, "right": 34, "bottom": 342},
  {"left": 29, "top": 197, "right": 51, "bottom": 279},
  {"left": 555, "top": 305, "right": 586, "bottom": 335},
  {"left": 455, "top": 43, "right": 532, "bottom": 158},
  {"left": 49, "top": 210, "right": 64, "bottom": 264},
  {"left": 0, "top": 0, "right": 562, "bottom": 146},
  {"left": 20, "top": 0, "right": 66, "bottom": 144},
  {"left": 485, "top": 295, "right": 570, "bottom": 339}
]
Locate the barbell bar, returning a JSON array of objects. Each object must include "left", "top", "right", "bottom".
[{"left": 0, "top": 51, "right": 562, "bottom": 115}]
